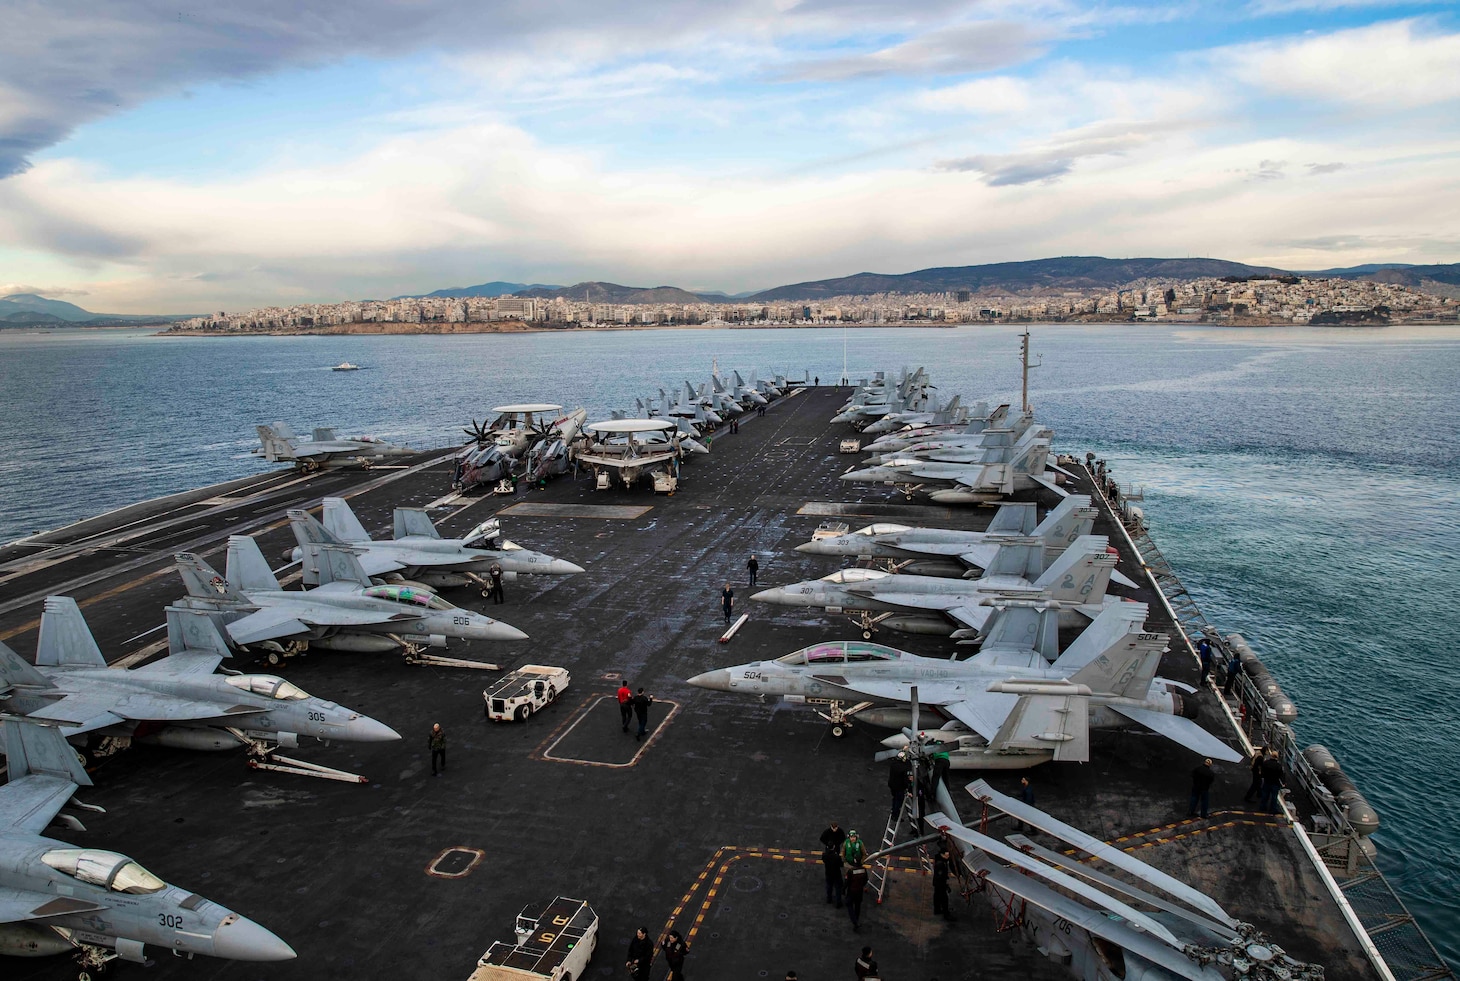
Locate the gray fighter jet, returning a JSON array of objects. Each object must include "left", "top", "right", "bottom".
[
  {"left": 254, "top": 422, "right": 414, "bottom": 472},
  {"left": 795, "top": 496, "right": 1103, "bottom": 578},
  {"left": 287, "top": 498, "right": 583, "bottom": 593},
  {"left": 0, "top": 600, "right": 397, "bottom": 769},
  {"left": 909, "top": 780, "right": 1320, "bottom": 980},
  {"left": 689, "top": 601, "right": 1239, "bottom": 767},
  {"left": 753, "top": 535, "right": 1121, "bottom": 639},
  {"left": 841, "top": 424, "right": 1074, "bottom": 502},
  {"left": 175, "top": 535, "right": 526, "bottom": 660},
  {"left": 859, "top": 394, "right": 966, "bottom": 436},
  {"left": 0, "top": 719, "right": 295, "bottom": 971},
  {"left": 859, "top": 402, "right": 1010, "bottom": 453}
]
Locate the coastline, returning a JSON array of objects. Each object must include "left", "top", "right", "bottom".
[{"left": 156, "top": 320, "right": 962, "bottom": 337}]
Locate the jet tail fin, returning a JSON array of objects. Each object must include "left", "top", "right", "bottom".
[
  {"left": 393, "top": 507, "right": 441, "bottom": 540},
  {"left": 36, "top": 597, "right": 107, "bottom": 669},
  {"left": 165, "top": 605, "right": 234, "bottom": 657},
  {"left": 256, "top": 424, "right": 297, "bottom": 462},
  {"left": 1031, "top": 495, "right": 1097, "bottom": 553},
  {"left": 322, "top": 497, "right": 372, "bottom": 543},
  {"left": 986, "top": 502, "right": 1037, "bottom": 536},
  {"left": 288, "top": 508, "right": 341, "bottom": 549},
  {"left": 227, "top": 536, "right": 282, "bottom": 592},
  {"left": 0, "top": 640, "right": 53, "bottom": 689},
  {"left": 983, "top": 537, "right": 1044, "bottom": 580},
  {"left": 1032, "top": 536, "right": 1116, "bottom": 605},
  {"left": 978, "top": 606, "right": 1060, "bottom": 661},
  {"left": 301, "top": 543, "right": 373, "bottom": 587},
  {"left": 1066, "top": 629, "right": 1166, "bottom": 699},
  {"left": 175, "top": 551, "right": 248, "bottom": 602},
  {"left": 1052, "top": 603, "right": 1151, "bottom": 671},
  {"left": 1, "top": 718, "right": 92, "bottom": 786}
]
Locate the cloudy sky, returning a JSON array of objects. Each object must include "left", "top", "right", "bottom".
[{"left": 1, "top": 0, "right": 1458, "bottom": 312}]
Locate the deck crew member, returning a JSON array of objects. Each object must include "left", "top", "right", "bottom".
[
  {"left": 721, "top": 582, "right": 734, "bottom": 624},
  {"left": 428, "top": 723, "right": 446, "bottom": 776},
  {"left": 1223, "top": 651, "right": 1243, "bottom": 696},
  {"left": 819, "top": 821, "right": 847, "bottom": 853},
  {"left": 844, "top": 860, "right": 869, "bottom": 932},
  {"left": 822, "top": 839, "right": 844, "bottom": 907},
  {"left": 841, "top": 829, "right": 866, "bottom": 867},
  {"left": 1259, "top": 749, "right": 1285, "bottom": 814},
  {"left": 625, "top": 927, "right": 653, "bottom": 981},
  {"left": 632, "top": 687, "right": 654, "bottom": 740},
  {"left": 662, "top": 929, "right": 689, "bottom": 980},
  {"left": 747, "top": 554, "right": 759, "bottom": 586},
  {"left": 932, "top": 845, "right": 954, "bottom": 920},
  {"left": 1188, "top": 758, "right": 1215, "bottom": 819},
  {"left": 489, "top": 564, "right": 504, "bottom": 604},
  {"left": 1244, "top": 749, "right": 1265, "bottom": 804},
  {"left": 888, "top": 759, "right": 911, "bottom": 817},
  {"left": 855, "top": 946, "right": 878, "bottom": 979},
  {"left": 1197, "top": 637, "right": 1214, "bottom": 683},
  {"left": 617, "top": 682, "right": 634, "bottom": 732}
]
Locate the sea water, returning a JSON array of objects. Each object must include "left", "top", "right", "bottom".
[{"left": 2, "top": 323, "right": 1456, "bottom": 967}]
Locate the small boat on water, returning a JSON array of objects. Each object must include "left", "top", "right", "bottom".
[{"left": 332, "top": 362, "right": 361, "bottom": 371}]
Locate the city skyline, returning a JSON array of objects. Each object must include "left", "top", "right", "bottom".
[{"left": 2, "top": 1, "right": 1458, "bottom": 312}]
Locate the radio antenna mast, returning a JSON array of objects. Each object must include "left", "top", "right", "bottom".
[{"left": 1020, "top": 330, "right": 1041, "bottom": 415}]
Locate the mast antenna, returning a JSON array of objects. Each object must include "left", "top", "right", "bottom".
[{"left": 1020, "top": 329, "right": 1041, "bottom": 415}]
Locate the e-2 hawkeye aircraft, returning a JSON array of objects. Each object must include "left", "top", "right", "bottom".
[
  {"left": 0, "top": 599, "right": 398, "bottom": 782},
  {"left": 689, "top": 600, "right": 1241, "bottom": 768},
  {"left": 0, "top": 719, "right": 295, "bottom": 973},
  {"left": 286, "top": 498, "right": 583, "bottom": 594}
]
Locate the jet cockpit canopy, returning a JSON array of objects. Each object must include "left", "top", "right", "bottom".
[
  {"left": 42, "top": 849, "right": 166, "bottom": 894},
  {"left": 362, "top": 584, "right": 456, "bottom": 610},
  {"left": 777, "top": 641, "right": 901, "bottom": 665},
  {"left": 226, "top": 674, "right": 309, "bottom": 700}
]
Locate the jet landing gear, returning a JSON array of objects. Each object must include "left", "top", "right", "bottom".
[
  {"left": 849, "top": 610, "right": 892, "bottom": 640},
  {"left": 74, "top": 943, "right": 123, "bottom": 981},
  {"left": 814, "top": 700, "right": 875, "bottom": 738}
]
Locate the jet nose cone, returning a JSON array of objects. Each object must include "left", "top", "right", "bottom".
[
  {"left": 750, "top": 587, "right": 786, "bottom": 604},
  {"left": 482, "top": 618, "right": 529, "bottom": 642},
  {"left": 686, "top": 668, "right": 731, "bottom": 691},
  {"left": 349, "top": 715, "right": 401, "bottom": 742},
  {"left": 793, "top": 542, "right": 815, "bottom": 553},
  {"left": 212, "top": 914, "right": 296, "bottom": 962},
  {"left": 547, "top": 559, "right": 585, "bottom": 575}
]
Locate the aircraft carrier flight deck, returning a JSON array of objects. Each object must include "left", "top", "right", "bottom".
[{"left": 0, "top": 386, "right": 1381, "bottom": 980}]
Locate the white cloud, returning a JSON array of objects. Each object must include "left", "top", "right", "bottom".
[
  {"left": 778, "top": 21, "right": 1055, "bottom": 80},
  {"left": 4, "top": 117, "right": 1456, "bottom": 311},
  {"left": 1221, "top": 19, "right": 1460, "bottom": 108}
]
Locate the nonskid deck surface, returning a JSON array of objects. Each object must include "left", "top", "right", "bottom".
[{"left": 1, "top": 387, "right": 1377, "bottom": 980}]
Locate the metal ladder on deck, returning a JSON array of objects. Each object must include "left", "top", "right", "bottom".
[{"left": 871, "top": 789, "right": 933, "bottom": 903}]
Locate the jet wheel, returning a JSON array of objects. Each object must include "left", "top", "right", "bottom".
[
  {"left": 266, "top": 650, "right": 284, "bottom": 667},
  {"left": 862, "top": 630, "right": 873, "bottom": 640},
  {"left": 831, "top": 724, "right": 847, "bottom": 738}
]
